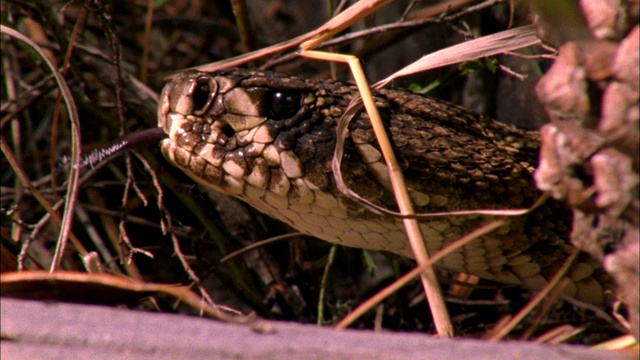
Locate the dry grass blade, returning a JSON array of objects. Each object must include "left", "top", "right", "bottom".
[
  {"left": 295, "top": 1, "right": 549, "bottom": 339},
  {"left": 300, "top": 0, "right": 393, "bottom": 50},
  {"left": 519, "top": 277, "right": 575, "bottom": 340},
  {"left": 591, "top": 335, "right": 639, "bottom": 350},
  {"left": 335, "top": 220, "right": 506, "bottom": 330},
  {"left": 374, "top": 25, "right": 542, "bottom": 89},
  {"left": 407, "top": 0, "right": 483, "bottom": 19},
  {"left": 1, "top": 138, "right": 88, "bottom": 257},
  {"left": 219, "top": 232, "right": 303, "bottom": 263},
  {"left": 191, "top": 0, "right": 392, "bottom": 73},
  {"left": 488, "top": 248, "right": 579, "bottom": 341},
  {"left": 533, "top": 324, "right": 584, "bottom": 344},
  {"left": 331, "top": 142, "right": 550, "bottom": 219},
  {"left": 299, "top": 48, "right": 454, "bottom": 337},
  {"left": 140, "top": 0, "right": 155, "bottom": 83},
  {"left": 1, "top": 25, "right": 82, "bottom": 271},
  {"left": 0, "top": 271, "right": 250, "bottom": 323}
]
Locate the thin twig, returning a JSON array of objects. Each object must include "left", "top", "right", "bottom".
[
  {"left": 0, "top": 25, "right": 84, "bottom": 271},
  {"left": 140, "top": 0, "right": 155, "bottom": 83},
  {"left": 219, "top": 232, "right": 304, "bottom": 263},
  {"left": 318, "top": 244, "right": 338, "bottom": 325},
  {"left": 488, "top": 248, "right": 580, "bottom": 341},
  {"left": 335, "top": 220, "right": 506, "bottom": 330}
]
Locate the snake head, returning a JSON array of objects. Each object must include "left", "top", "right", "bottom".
[
  {"left": 159, "top": 68, "right": 406, "bottom": 258},
  {"left": 158, "top": 69, "right": 338, "bottom": 199}
]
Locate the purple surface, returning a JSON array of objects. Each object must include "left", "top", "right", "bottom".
[{"left": 1, "top": 297, "right": 631, "bottom": 360}]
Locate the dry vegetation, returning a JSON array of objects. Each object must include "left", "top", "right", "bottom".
[{"left": 1, "top": 0, "right": 637, "bottom": 350}]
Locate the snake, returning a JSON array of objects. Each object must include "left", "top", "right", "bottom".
[{"left": 158, "top": 68, "right": 611, "bottom": 305}]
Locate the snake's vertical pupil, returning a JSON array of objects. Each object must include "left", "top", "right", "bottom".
[
  {"left": 270, "top": 91, "right": 301, "bottom": 120},
  {"left": 192, "top": 76, "right": 211, "bottom": 112}
]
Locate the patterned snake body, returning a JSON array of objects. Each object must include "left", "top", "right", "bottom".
[{"left": 159, "top": 69, "right": 609, "bottom": 304}]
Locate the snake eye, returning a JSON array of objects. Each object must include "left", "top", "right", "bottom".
[
  {"left": 269, "top": 91, "right": 301, "bottom": 120},
  {"left": 192, "top": 76, "right": 213, "bottom": 113}
]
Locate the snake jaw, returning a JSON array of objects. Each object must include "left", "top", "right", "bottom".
[
  {"left": 159, "top": 73, "right": 226, "bottom": 191},
  {"left": 158, "top": 70, "right": 311, "bottom": 196}
]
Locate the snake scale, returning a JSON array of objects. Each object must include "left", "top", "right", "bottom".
[{"left": 158, "top": 69, "right": 611, "bottom": 305}]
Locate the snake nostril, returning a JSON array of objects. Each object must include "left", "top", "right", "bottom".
[
  {"left": 192, "top": 76, "right": 214, "bottom": 114},
  {"left": 220, "top": 123, "right": 236, "bottom": 138}
]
